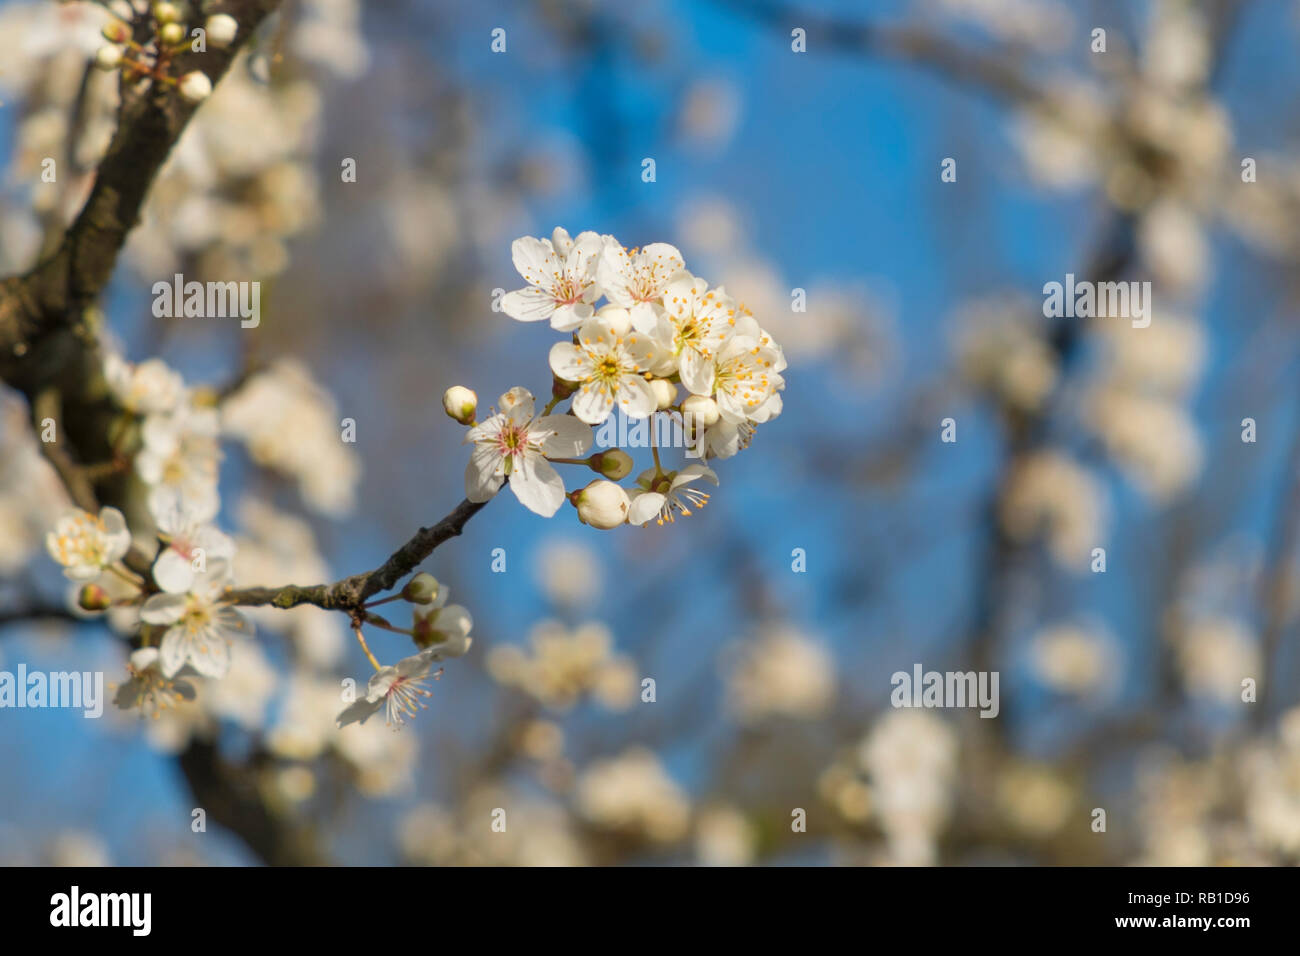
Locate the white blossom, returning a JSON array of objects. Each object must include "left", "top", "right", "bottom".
[
  {"left": 149, "top": 499, "right": 236, "bottom": 595},
  {"left": 549, "top": 314, "right": 661, "bottom": 425},
  {"left": 137, "top": 403, "right": 222, "bottom": 524},
  {"left": 464, "top": 387, "right": 592, "bottom": 516},
  {"left": 139, "top": 560, "right": 251, "bottom": 679},
  {"left": 45, "top": 506, "right": 131, "bottom": 581},
  {"left": 596, "top": 240, "right": 685, "bottom": 332},
  {"left": 336, "top": 646, "right": 444, "bottom": 729},
  {"left": 627, "top": 464, "right": 717, "bottom": 526},
  {"left": 500, "top": 227, "right": 605, "bottom": 331}
]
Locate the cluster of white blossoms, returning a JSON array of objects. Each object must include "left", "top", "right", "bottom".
[
  {"left": 49, "top": 345, "right": 474, "bottom": 734},
  {"left": 487, "top": 619, "right": 637, "bottom": 712},
  {"left": 44, "top": 342, "right": 419, "bottom": 740},
  {"left": 725, "top": 626, "right": 836, "bottom": 724},
  {"left": 1000, "top": 450, "right": 1107, "bottom": 570},
  {"left": 575, "top": 746, "right": 692, "bottom": 844},
  {"left": 45, "top": 351, "right": 253, "bottom": 691},
  {"left": 221, "top": 360, "right": 360, "bottom": 516},
  {"left": 859, "top": 710, "right": 958, "bottom": 866},
  {"left": 445, "top": 228, "right": 787, "bottom": 528},
  {"left": 0, "top": 1, "right": 343, "bottom": 282}
]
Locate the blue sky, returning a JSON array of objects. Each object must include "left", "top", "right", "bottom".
[{"left": 3, "top": 0, "right": 1299, "bottom": 863}]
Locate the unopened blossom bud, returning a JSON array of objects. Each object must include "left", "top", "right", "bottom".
[
  {"left": 551, "top": 375, "right": 578, "bottom": 400},
  {"left": 152, "top": 2, "right": 181, "bottom": 24},
  {"left": 206, "top": 13, "right": 238, "bottom": 48},
  {"left": 77, "top": 583, "right": 111, "bottom": 612},
  {"left": 590, "top": 449, "right": 633, "bottom": 480},
  {"left": 573, "top": 480, "right": 630, "bottom": 529},
  {"left": 178, "top": 71, "right": 212, "bottom": 104},
  {"left": 102, "top": 20, "right": 131, "bottom": 44},
  {"left": 94, "top": 45, "right": 124, "bottom": 71},
  {"left": 650, "top": 378, "right": 677, "bottom": 410},
  {"left": 682, "top": 394, "right": 720, "bottom": 427},
  {"left": 402, "top": 572, "right": 440, "bottom": 605},
  {"left": 442, "top": 386, "right": 477, "bottom": 425},
  {"left": 596, "top": 305, "right": 632, "bottom": 336},
  {"left": 159, "top": 21, "right": 185, "bottom": 45}
]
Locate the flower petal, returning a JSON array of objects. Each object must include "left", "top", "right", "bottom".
[
  {"left": 188, "top": 624, "right": 230, "bottom": 679},
  {"left": 510, "top": 454, "right": 566, "bottom": 517},
  {"left": 501, "top": 287, "right": 557, "bottom": 322},
  {"left": 627, "top": 491, "right": 666, "bottom": 526},
  {"left": 141, "top": 593, "right": 187, "bottom": 625},
  {"left": 679, "top": 349, "right": 715, "bottom": 396},
  {"left": 435, "top": 604, "right": 473, "bottom": 639},
  {"left": 616, "top": 375, "right": 657, "bottom": 418},
  {"left": 465, "top": 444, "right": 506, "bottom": 502},
  {"left": 511, "top": 236, "right": 558, "bottom": 290},
  {"left": 158, "top": 629, "right": 188, "bottom": 678},
  {"left": 673, "top": 463, "right": 719, "bottom": 488},
  {"left": 571, "top": 384, "right": 615, "bottom": 425},
  {"left": 153, "top": 549, "right": 195, "bottom": 594},
  {"left": 549, "top": 341, "right": 588, "bottom": 382},
  {"left": 552, "top": 302, "right": 594, "bottom": 332},
  {"left": 336, "top": 697, "right": 382, "bottom": 728},
  {"left": 533, "top": 414, "right": 593, "bottom": 458}
]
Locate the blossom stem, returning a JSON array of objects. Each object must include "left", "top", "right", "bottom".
[
  {"left": 541, "top": 395, "right": 563, "bottom": 415},
  {"left": 361, "top": 612, "right": 415, "bottom": 637},
  {"left": 106, "top": 564, "right": 143, "bottom": 589},
  {"left": 353, "top": 625, "right": 382, "bottom": 671},
  {"left": 651, "top": 414, "right": 663, "bottom": 472},
  {"left": 363, "top": 594, "right": 402, "bottom": 609}
]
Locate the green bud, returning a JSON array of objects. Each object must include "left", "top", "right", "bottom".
[{"left": 402, "top": 572, "right": 440, "bottom": 605}]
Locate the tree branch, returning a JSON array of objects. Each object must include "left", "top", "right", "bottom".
[
  {"left": 178, "top": 737, "right": 327, "bottom": 866},
  {"left": 223, "top": 497, "right": 489, "bottom": 611},
  {"left": 0, "top": 0, "right": 283, "bottom": 498}
]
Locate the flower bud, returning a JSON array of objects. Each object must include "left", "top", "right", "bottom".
[
  {"left": 596, "top": 305, "right": 632, "bottom": 336},
  {"left": 206, "top": 13, "right": 238, "bottom": 48},
  {"left": 573, "top": 480, "right": 630, "bottom": 529},
  {"left": 442, "top": 386, "right": 477, "bottom": 425},
  {"left": 77, "top": 583, "right": 111, "bottom": 612},
  {"left": 153, "top": 2, "right": 181, "bottom": 25},
  {"left": 433, "top": 630, "right": 472, "bottom": 658},
  {"left": 551, "top": 375, "right": 578, "bottom": 400},
  {"left": 682, "top": 394, "right": 720, "bottom": 427},
  {"left": 590, "top": 449, "right": 633, "bottom": 480},
  {"left": 94, "top": 45, "right": 124, "bottom": 71},
  {"left": 178, "top": 71, "right": 212, "bottom": 104},
  {"left": 102, "top": 20, "right": 131, "bottom": 44},
  {"left": 401, "top": 572, "right": 440, "bottom": 605},
  {"left": 159, "top": 21, "right": 185, "bottom": 45},
  {"left": 650, "top": 378, "right": 677, "bottom": 410}
]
